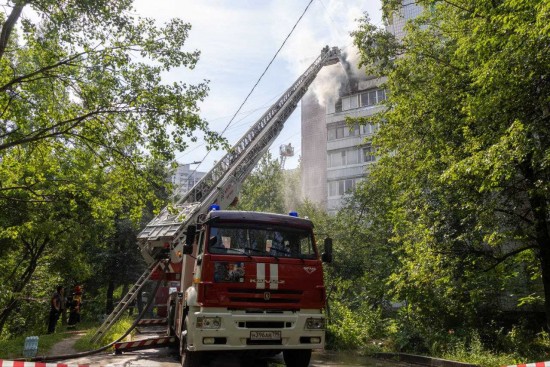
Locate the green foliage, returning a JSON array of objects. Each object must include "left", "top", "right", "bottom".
[
  {"left": 325, "top": 279, "right": 389, "bottom": 350},
  {"left": 442, "top": 331, "right": 515, "bottom": 367},
  {"left": 0, "top": 332, "right": 67, "bottom": 359},
  {"left": 307, "top": 0, "right": 550, "bottom": 361},
  {"left": 76, "top": 316, "right": 135, "bottom": 351},
  {"left": 234, "top": 151, "right": 286, "bottom": 213},
  {"left": 326, "top": 300, "right": 369, "bottom": 350},
  {"left": 0, "top": 0, "right": 222, "bottom": 336}
]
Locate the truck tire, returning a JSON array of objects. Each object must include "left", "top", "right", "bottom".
[
  {"left": 283, "top": 349, "right": 312, "bottom": 367},
  {"left": 180, "top": 317, "right": 202, "bottom": 367}
]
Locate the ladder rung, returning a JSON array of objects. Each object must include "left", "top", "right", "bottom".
[{"left": 90, "top": 260, "right": 164, "bottom": 343}]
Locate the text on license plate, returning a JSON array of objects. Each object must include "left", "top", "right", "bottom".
[{"left": 250, "top": 331, "right": 281, "bottom": 340}]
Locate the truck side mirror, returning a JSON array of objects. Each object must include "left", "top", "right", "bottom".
[
  {"left": 321, "top": 237, "right": 333, "bottom": 263},
  {"left": 183, "top": 225, "right": 196, "bottom": 254}
]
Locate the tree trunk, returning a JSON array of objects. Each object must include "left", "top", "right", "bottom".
[
  {"left": 0, "top": 298, "right": 19, "bottom": 332},
  {"left": 0, "top": 236, "right": 48, "bottom": 334},
  {"left": 0, "top": 2, "right": 26, "bottom": 60}
]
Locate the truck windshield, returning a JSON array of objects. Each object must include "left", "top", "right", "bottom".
[{"left": 207, "top": 224, "right": 316, "bottom": 259}]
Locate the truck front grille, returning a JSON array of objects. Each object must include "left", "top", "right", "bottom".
[{"left": 227, "top": 288, "right": 302, "bottom": 305}]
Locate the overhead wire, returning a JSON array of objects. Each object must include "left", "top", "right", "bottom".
[{"left": 187, "top": 0, "right": 316, "bottom": 177}]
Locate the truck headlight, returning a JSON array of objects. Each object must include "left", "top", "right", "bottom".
[
  {"left": 305, "top": 317, "right": 325, "bottom": 330},
  {"left": 196, "top": 316, "right": 221, "bottom": 329}
]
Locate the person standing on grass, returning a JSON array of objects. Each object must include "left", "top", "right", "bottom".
[
  {"left": 47, "top": 285, "right": 63, "bottom": 333},
  {"left": 68, "top": 285, "right": 82, "bottom": 326}
]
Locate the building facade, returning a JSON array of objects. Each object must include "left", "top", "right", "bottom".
[
  {"left": 300, "top": 1, "right": 422, "bottom": 213},
  {"left": 301, "top": 76, "right": 386, "bottom": 214},
  {"left": 385, "top": 1, "right": 424, "bottom": 40},
  {"left": 170, "top": 163, "right": 206, "bottom": 196}
]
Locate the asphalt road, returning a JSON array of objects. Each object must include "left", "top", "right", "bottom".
[{"left": 60, "top": 348, "right": 412, "bottom": 367}]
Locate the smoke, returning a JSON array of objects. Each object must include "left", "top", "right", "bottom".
[
  {"left": 310, "top": 64, "right": 345, "bottom": 106},
  {"left": 267, "top": 0, "right": 376, "bottom": 106},
  {"left": 309, "top": 45, "right": 366, "bottom": 106}
]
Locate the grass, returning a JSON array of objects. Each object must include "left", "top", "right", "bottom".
[
  {"left": 0, "top": 326, "right": 74, "bottom": 360},
  {"left": 73, "top": 316, "right": 135, "bottom": 352},
  {"left": 0, "top": 317, "right": 136, "bottom": 360}
]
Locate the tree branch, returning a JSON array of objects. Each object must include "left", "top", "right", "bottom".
[
  {"left": 0, "top": 107, "right": 128, "bottom": 152},
  {"left": 483, "top": 244, "right": 538, "bottom": 272},
  {"left": 0, "top": 52, "right": 85, "bottom": 93}
]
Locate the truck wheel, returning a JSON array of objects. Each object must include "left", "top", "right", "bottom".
[
  {"left": 283, "top": 349, "right": 311, "bottom": 367},
  {"left": 180, "top": 317, "right": 202, "bottom": 367}
]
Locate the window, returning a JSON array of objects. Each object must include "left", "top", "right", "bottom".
[
  {"left": 328, "top": 148, "right": 363, "bottom": 167},
  {"left": 350, "top": 95, "right": 359, "bottom": 109},
  {"left": 368, "top": 91, "right": 377, "bottom": 105},
  {"left": 328, "top": 178, "right": 358, "bottom": 197},
  {"left": 336, "top": 126, "right": 345, "bottom": 139},
  {"left": 342, "top": 96, "right": 351, "bottom": 111},
  {"left": 377, "top": 89, "right": 386, "bottom": 103},
  {"left": 335, "top": 99, "right": 342, "bottom": 112},
  {"left": 327, "top": 102, "right": 335, "bottom": 114},
  {"left": 347, "top": 149, "right": 359, "bottom": 164},
  {"left": 334, "top": 94, "right": 363, "bottom": 112},
  {"left": 362, "top": 123, "right": 379, "bottom": 135},
  {"left": 339, "top": 180, "right": 345, "bottom": 195},
  {"left": 328, "top": 181, "right": 338, "bottom": 196},
  {"left": 328, "top": 151, "right": 343, "bottom": 167},
  {"left": 328, "top": 128, "right": 336, "bottom": 140},
  {"left": 363, "top": 146, "right": 376, "bottom": 162},
  {"left": 360, "top": 88, "right": 387, "bottom": 107},
  {"left": 207, "top": 225, "right": 316, "bottom": 259},
  {"left": 346, "top": 125, "right": 359, "bottom": 137},
  {"left": 328, "top": 123, "right": 360, "bottom": 141},
  {"left": 360, "top": 92, "right": 369, "bottom": 107}
]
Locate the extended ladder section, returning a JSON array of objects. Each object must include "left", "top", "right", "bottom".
[
  {"left": 138, "top": 46, "right": 341, "bottom": 265},
  {"left": 90, "top": 260, "right": 164, "bottom": 343}
]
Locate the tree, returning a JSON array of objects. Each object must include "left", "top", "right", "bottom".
[
  {"left": 352, "top": 0, "right": 550, "bottom": 332},
  {"left": 234, "top": 151, "right": 286, "bottom": 213},
  {"left": 0, "top": 0, "right": 224, "bottom": 335},
  {"left": 282, "top": 164, "right": 302, "bottom": 213}
]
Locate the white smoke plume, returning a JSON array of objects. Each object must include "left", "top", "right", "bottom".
[{"left": 268, "top": 0, "right": 377, "bottom": 106}]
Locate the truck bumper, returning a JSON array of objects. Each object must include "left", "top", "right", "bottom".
[{"left": 186, "top": 308, "right": 325, "bottom": 352}]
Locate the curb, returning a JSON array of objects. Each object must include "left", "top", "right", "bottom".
[
  {"left": 375, "top": 352, "right": 479, "bottom": 367},
  {"left": 0, "top": 361, "right": 89, "bottom": 367},
  {"left": 502, "top": 362, "right": 550, "bottom": 367}
]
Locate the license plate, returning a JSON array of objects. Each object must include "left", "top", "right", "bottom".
[{"left": 250, "top": 331, "right": 281, "bottom": 340}]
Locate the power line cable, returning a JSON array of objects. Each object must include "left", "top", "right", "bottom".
[{"left": 190, "top": 0, "right": 316, "bottom": 176}]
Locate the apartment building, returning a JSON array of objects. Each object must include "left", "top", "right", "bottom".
[
  {"left": 301, "top": 76, "right": 386, "bottom": 214},
  {"left": 170, "top": 163, "right": 206, "bottom": 196},
  {"left": 301, "top": 1, "right": 422, "bottom": 213}
]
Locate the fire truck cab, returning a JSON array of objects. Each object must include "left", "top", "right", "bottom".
[{"left": 170, "top": 209, "right": 332, "bottom": 367}]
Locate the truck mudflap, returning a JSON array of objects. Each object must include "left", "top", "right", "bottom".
[
  {"left": 114, "top": 336, "right": 177, "bottom": 354},
  {"left": 185, "top": 309, "right": 325, "bottom": 352}
]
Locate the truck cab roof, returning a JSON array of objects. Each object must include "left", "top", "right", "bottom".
[{"left": 205, "top": 210, "right": 314, "bottom": 229}]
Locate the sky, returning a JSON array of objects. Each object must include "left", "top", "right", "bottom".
[{"left": 133, "top": 0, "right": 383, "bottom": 172}]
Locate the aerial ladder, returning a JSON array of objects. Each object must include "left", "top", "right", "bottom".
[{"left": 92, "top": 46, "right": 340, "bottom": 343}]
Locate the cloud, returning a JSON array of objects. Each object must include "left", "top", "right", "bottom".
[{"left": 132, "top": 0, "right": 382, "bottom": 169}]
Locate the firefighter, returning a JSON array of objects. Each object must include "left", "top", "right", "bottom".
[
  {"left": 68, "top": 285, "right": 82, "bottom": 326},
  {"left": 47, "top": 286, "right": 63, "bottom": 333}
]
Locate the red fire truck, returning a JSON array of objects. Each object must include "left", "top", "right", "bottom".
[
  {"left": 170, "top": 209, "right": 332, "bottom": 367},
  {"left": 93, "top": 47, "right": 340, "bottom": 366}
]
